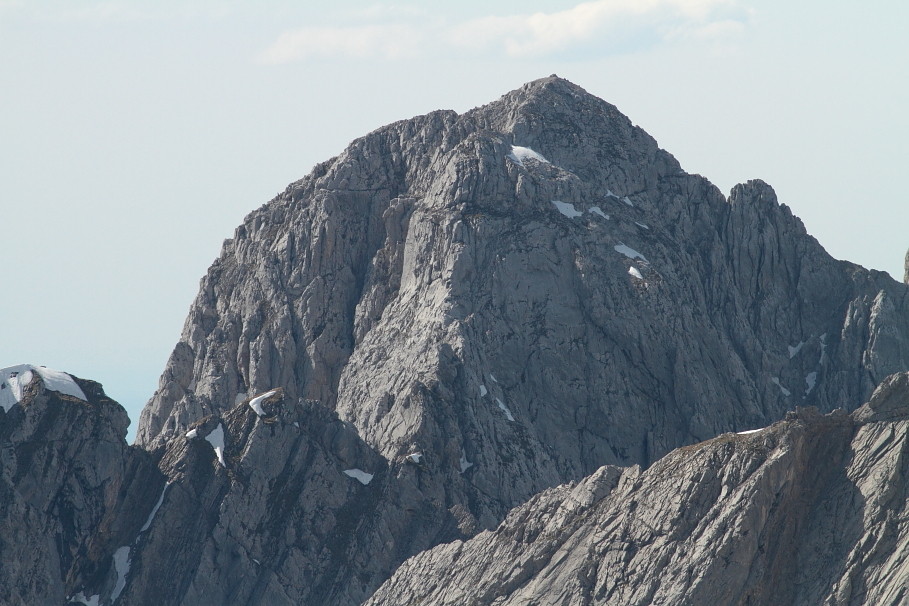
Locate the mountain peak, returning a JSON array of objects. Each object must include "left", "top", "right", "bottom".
[{"left": 466, "top": 75, "right": 681, "bottom": 185}]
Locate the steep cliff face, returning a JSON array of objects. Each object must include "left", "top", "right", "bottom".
[
  {"left": 367, "top": 372, "right": 909, "bottom": 606},
  {"left": 137, "top": 76, "right": 909, "bottom": 516},
  {"left": 0, "top": 366, "right": 162, "bottom": 606},
  {"left": 5, "top": 77, "right": 909, "bottom": 606}
]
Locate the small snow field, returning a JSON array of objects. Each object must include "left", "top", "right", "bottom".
[
  {"left": 1, "top": 364, "right": 87, "bottom": 411},
  {"left": 248, "top": 390, "right": 278, "bottom": 417},
  {"left": 614, "top": 244, "right": 648, "bottom": 263},
  {"left": 479, "top": 385, "right": 487, "bottom": 397},
  {"left": 206, "top": 423, "right": 226, "bottom": 467},
  {"left": 459, "top": 453, "right": 474, "bottom": 473},
  {"left": 552, "top": 200, "right": 583, "bottom": 219},
  {"left": 628, "top": 266, "right": 644, "bottom": 280},
  {"left": 496, "top": 398, "right": 515, "bottom": 422},
  {"left": 771, "top": 377, "right": 791, "bottom": 397},
  {"left": 589, "top": 206, "right": 609, "bottom": 219},
  {"left": 111, "top": 546, "right": 131, "bottom": 602},
  {"left": 788, "top": 342, "right": 805, "bottom": 359},
  {"left": 69, "top": 593, "right": 100, "bottom": 606},
  {"left": 507, "top": 145, "right": 549, "bottom": 167},
  {"left": 343, "top": 469, "right": 374, "bottom": 485},
  {"left": 139, "top": 484, "right": 169, "bottom": 533},
  {"left": 805, "top": 372, "right": 817, "bottom": 395}
]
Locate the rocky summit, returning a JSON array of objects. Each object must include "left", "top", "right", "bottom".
[{"left": 3, "top": 76, "right": 909, "bottom": 605}]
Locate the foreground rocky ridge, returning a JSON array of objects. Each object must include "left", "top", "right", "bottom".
[
  {"left": 368, "top": 372, "right": 909, "bottom": 605},
  {"left": 6, "top": 367, "right": 909, "bottom": 605}
]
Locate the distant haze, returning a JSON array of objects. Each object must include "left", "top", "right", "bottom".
[{"left": 2, "top": 1, "right": 906, "bottom": 440}]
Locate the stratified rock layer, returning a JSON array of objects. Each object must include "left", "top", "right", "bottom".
[{"left": 368, "top": 372, "right": 909, "bottom": 606}]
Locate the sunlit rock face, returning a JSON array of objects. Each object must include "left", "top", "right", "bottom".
[{"left": 5, "top": 77, "right": 909, "bottom": 605}]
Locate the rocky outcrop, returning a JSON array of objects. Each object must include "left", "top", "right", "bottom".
[
  {"left": 904, "top": 248, "right": 909, "bottom": 284},
  {"left": 5, "top": 77, "right": 909, "bottom": 605},
  {"left": 367, "top": 372, "right": 909, "bottom": 605},
  {"left": 114, "top": 390, "right": 472, "bottom": 606},
  {"left": 138, "top": 76, "right": 909, "bottom": 514},
  {"left": 0, "top": 367, "right": 162, "bottom": 606}
]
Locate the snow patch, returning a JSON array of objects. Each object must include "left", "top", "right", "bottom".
[
  {"left": 737, "top": 427, "right": 765, "bottom": 435},
  {"left": 1, "top": 364, "right": 87, "bottom": 411},
  {"left": 589, "top": 206, "right": 609, "bottom": 219},
  {"left": 459, "top": 452, "right": 474, "bottom": 473},
  {"left": 248, "top": 390, "right": 278, "bottom": 417},
  {"left": 628, "top": 266, "right": 644, "bottom": 280},
  {"left": 771, "top": 377, "right": 791, "bottom": 397},
  {"left": 205, "top": 423, "right": 226, "bottom": 467},
  {"left": 614, "top": 244, "right": 648, "bottom": 263},
  {"left": 110, "top": 546, "right": 131, "bottom": 603},
  {"left": 234, "top": 392, "right": 248, "bottom": 405},
  {"left": 508, "top": 145, "right": 549, "bottom": 167},
  {"left": 406, "top": 452, "right": 423, "bottom": 464},
  {"left": 185, "top": 428, "right": 199, "bottom": 439},
  {"left": 552, "top": 200, "right": 583, "bottom": 219},
  {"left": 623, "top": 196, "right": 634, "bottom": 206},
  {"left": 489, "top": 374, "right": 498, "bottom": 383},
  {"left": 634, "top": 221, "right": 649, "bottom": 230},
  {"left": 343, "top": 469, "right": 374, "bottom": 485},
  {"left": 479, "top": 385, "right": 487, "bottom": 397},
  {"left": 69, "top": 593, "right": 100, "bottom": 606},
  {"left": 819, "top": 333, "right": 828, "bottom": 364},
  {"left": 495, "top": 398, "right": 515, "bottom": 422},
  {"left": 805, "top": 372, "right": 817, "bottom": 395},
  {"left": 293, "top": 421, "right": 300, "bottom": 428},
  {"left": 788, "top": 341, "right": 805, "bottom": 359},
  {"left": 139, "top": 484, "right": 169, "bottom": 533}
]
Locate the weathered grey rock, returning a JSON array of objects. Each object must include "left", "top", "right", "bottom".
[
  {"left": 904, "top": 248, "right": 909, "bottom": 284},
  {"left": 6, "top": 77, "right": 909, "bottom": 605},
  {"left": 114, "top": 392, "right": 463, "bottom": 605},
  {"left": 367, "top": 373, "right": 909, "bottom": 605},
  {"left": 0, "top": 369, "right": 162, "bottom": 606},
  {"left": 138, "top": 76, "right": 909, "bottom": 508}
]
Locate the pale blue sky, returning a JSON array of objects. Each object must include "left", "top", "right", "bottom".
[{"left": 2, "top": 1, "right": 907, "bottom": 440}]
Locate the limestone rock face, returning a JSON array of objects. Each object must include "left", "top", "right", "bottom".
[
  {"left": 0, "top": 369, "right": 162, "bottom": 606},
  {"left": 5, "top": 77, "right": 909, "bottom": 605},
  {"left": 138, "top": 76, "right": 909, "bottom": 512},
  {"left": 367, "top": 374, "right": 909, "bottom": 606},
  {"left": 904, "top": 248, "right": 909, "bottom": 284}
]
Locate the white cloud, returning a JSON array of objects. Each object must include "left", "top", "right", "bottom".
[
  {"left": 259, "top": 0, "right": 749, "bottom": 64},
  {"left": 341, "top": 4, "right": 430, "bottom": 22},
  {"left": 258, "top": 24, "right": 422, "bottom": 63},
  {"left": 448, "top": 0, "right": 746, "bottom": 58}
]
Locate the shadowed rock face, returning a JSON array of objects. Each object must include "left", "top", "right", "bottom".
[
  {"left": 4, "top": 77, "right": 909, "bottom": 605},
  {"left": 0, "top": 371, "right": 163, "bottom": 606},
  {"left": 367, "top": 373, "right": 909, "bottom": 606}
]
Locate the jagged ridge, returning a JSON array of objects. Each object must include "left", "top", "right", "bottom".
[
  {"left": 367, "top": 373, "right": 909, "bottom": 605},
  {"left": 3, "top": 76, "right": 909, "bottom": 605}
]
